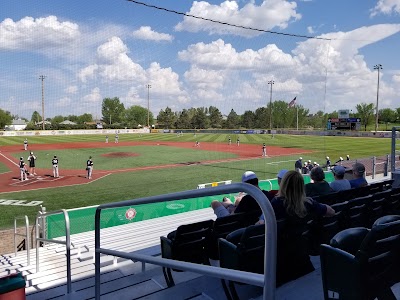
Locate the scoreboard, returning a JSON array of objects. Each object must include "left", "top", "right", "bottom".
[{"left": 327, "top": 118, "right": 361, "bottom": 130}]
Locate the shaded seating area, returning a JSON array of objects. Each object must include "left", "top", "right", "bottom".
[{"left": 320, "top": 215, "right": 400, "bottom": 300}]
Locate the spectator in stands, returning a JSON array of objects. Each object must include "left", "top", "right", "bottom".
[
  {"left": 211, "top": 171, "right": 269, "bottom": 218},
  {"left": 349, "top": 162, "right": 368, "bottom": 188},
  {"left": 305, "top": 166, "right": 333, "bottom": 197},
  {"left": 295, "top": 157, "right": 302, "bottom": 173},
  {"left": 329, "top": 165, "right": 351, "bottom": 191},
  {"left": 259, "top": 170, "right": 335, "bottom": 222}
]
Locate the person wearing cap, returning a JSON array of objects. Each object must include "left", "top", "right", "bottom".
[
  {"left": 295, "top": 157, "right": 302, "bottom": 173},
  {"left": 329, "top": 165, "right": 351, "bottom": 192},
  {"left": 210, "top": 171, "right": 269, "bottom": 218},
  {"left": 346, "top": 154, "right": 350, "bottom": 161},
  {"left": 86, "top": 156, "right": 94, "bottom": 179},
  {"left": 27, "top": 151, "right": 37, "bottom": 176},
  {"left": 19, "top": 157, "right": 28, "bottom": 181},
  {"left": 262, "top": 143, "right": 267, "bottom": 157},
  {"left": 302, "top": 162, "right": 309, "bottom": 174},
  {"left": 349, "top": 162, "right": 368, "bottom": 188},
  {"left": 307, "top": 160, "right": 313, "bottom": 172},
  {"left": 305, "top": 166, "right": 333, "bottom": 197},
  {"left": 52, "top": 155, "right": 59, "bottom": 178}
]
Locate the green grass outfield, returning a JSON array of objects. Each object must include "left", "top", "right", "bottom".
[{"left": 0, "top": 133, "right": 392, "bottom": 230}]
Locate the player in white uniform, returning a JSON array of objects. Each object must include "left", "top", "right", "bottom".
[
  {"left": 19, "top": 157, "right": 28, "bottom": 181},
  {"left": 86, "top": 156, "right": 94, "bottom": 179},
  {"left": 262, "top": 143, "right": 267, "bottom": 157},
  {"left": 52, "top": 155, "right": 59, "bottom": 178},
  {"left": 23, "top": 138, "right": 28, "bottom": 151}
]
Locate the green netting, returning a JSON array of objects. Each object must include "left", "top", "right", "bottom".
[{"left": 47, "top": 171, "right": 336, "bottom": 239}]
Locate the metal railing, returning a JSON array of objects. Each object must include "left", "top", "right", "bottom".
[
  {"left": 95, "top": 183, "right": 277, "bottom": 300},
  {"left": 392, "top": 127, "right": 400, "bottom": 172},
  {"left": 14, "top": 215, "right": 30, "bottom": 265},
  {"left": 35, "top": 209, "right": 72, "bottom": 294}
]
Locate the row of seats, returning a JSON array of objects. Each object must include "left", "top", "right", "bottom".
[
  {"left": 160, "top": 210, "right": 260, "bottom": 287},
  {"left": 313, "top": 179, "right": 394, "bottom": 205}
]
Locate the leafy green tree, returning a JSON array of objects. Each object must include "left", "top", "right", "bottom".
[
  {"left": 124, "top": 105, "right": 151, "bottom": 128},
  {"left": 52, "top": 115, "right": 65, "bottom": 124},
  {"left": 379, "top": 108, "right": 396, "bottom": 130},
  {"left": 77, "top": 113, "right": 93, "bottom": 124},
  {"left": 241, "top": 110, "right": 256, "bottom": 128},
  {"left": 254, "top": 107, "right": 268, "bottom": 128},
  {"left": 0, "top": 108, "right": 12, "bottom": 129},
  {"left": 67, "top": 115, "right": 79, "bottom": 123},
  {"left": 31, "top": 111, "right": 42, "bottom": 123},
  {"left": 157, "top": 107, "right": 176, "bottom": 129},
  {"left": 175, "top": 109, "right": 192, "bottom": 129},
  {"left": 192, "top": 107, "right": 209, "bottom": 129},
  {"left": 208, "top": 106, "right": 223, "bottom": 128},
  {"left": 101, "top": 97, "right": 125, "bottom": 125},
  {"left": 356, "top": 103, "right": 374, "bottom": 131},
  {"left": 225, "top": 109, "right": 240, "bottom": 129}
]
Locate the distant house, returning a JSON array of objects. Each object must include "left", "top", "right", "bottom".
[
  {"left": 5, "top": 119, "right": 27, "bottom": 131},
  {"left": 59, "top": 120, "right": 77, "bottom": 125}
]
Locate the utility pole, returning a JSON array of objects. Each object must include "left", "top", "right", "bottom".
[
  {"left": 39, "top": 75, "right": 46, "bottom": 130},
  {"left": 146, "top": 84, "right": 151, "bottom": 128},
  {"left": 373, "top": 64, "right": 382, "bottom": 132},
  {"left": 268, "top": 80, "right": 274, "bottom": 130}
]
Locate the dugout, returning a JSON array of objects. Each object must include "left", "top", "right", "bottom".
[{"left": 0, "top": 273, "right": 26, "bottom": 300}]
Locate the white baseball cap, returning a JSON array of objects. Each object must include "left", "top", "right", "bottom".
[{"left": 242, "top": 171, "right": 257, "bottom": 183}]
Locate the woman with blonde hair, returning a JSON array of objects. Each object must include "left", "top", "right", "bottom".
[{"left": 272, "top": 170, "right": 335, "bottom": 219}]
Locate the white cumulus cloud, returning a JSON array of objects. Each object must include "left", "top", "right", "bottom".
[
  {"left": 370, "top": 0, "right": 400, "bottom": 16},
  {"left": 132, "top": 26, "right": 173, "bottom": 42},
  {"left": 175, "top": 0, "right": 301, "bottom": 37},
  {"left": 0, "top": 16, "right": 80, "bottom": 51}
]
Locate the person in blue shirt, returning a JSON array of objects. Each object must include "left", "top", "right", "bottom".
[{"left": 349, "top": 162, "right": 368, "bottom": 188}]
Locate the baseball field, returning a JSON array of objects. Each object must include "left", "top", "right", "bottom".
[{"left": 0, "top": 132, "right": 392, "bottom": 230}]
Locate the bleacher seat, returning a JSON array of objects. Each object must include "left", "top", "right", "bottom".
[
  {"left": 320, "top": 215, "right": 400, "bottom": 300},
  {"left": 160, "top": 219, "right": 214, "bottom": 287}
]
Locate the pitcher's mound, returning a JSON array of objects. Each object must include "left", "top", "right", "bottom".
[{"left": 102, "top": 152, "right": 139, "bottom": 158}]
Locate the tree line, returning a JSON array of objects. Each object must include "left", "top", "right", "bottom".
[{"left": 1, "top": 97, "right": 399, "bottom": 130}]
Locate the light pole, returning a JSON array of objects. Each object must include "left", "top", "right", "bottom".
[
  {"left": 268, "top": 80, "right": 274, "bottom": 130},
  {"left": 374, "top": 64, "right": 382, "bottom": 132},
  {"left": 146, "top": 84, "right": 151, "bottom": 128},
  {"left": 39, "top": 75, "right": 46, "bottom": 130}
]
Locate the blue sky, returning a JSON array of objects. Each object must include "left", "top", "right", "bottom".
[{"left": 1, "top": 0, "right": 399, "bottom": 120}]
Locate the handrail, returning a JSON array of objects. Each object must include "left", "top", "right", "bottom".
[
  {"left": 14, "top": 215, "right": 30, "bottom": 265},
  {"left": 95, "top": 183, "right": 277, "bottom": 300},
  {"left": 35, "top": 209, "right": 72, "bottom": 294}
]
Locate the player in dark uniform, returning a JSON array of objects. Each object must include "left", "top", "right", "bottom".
[
  {"left": 236, "top": 137, "right": 240, "bottom": 146},
  {"left": 86, "top": 156, "right": 94, "bottom": 179},
  {"left": 295, "top": 157, "right": 302, "bottom": 173},
  {"left": 325, "top": 156, "right": 331, "bottom": 170},
  {"left": 27, "top": 152, "right": 37, "bottom": 176},
  {"left": 52, "top": 155, "right": 59, "bottom": 178},
  {"left": 228, "top": 136, "right": 232, "bottom": 145}
]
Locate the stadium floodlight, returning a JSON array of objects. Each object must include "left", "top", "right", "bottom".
[
  {"left": 373, "top": 64, "right": 382, "bottom": 132},
  {"left": 268, "top": 80, "right": 274, "bottom": 130},
  {"left": 146, "top": 84, "right": 152, "bottom": 128},
  {"left": 39, "top": 75, "right": 46, "bottom": 130}
]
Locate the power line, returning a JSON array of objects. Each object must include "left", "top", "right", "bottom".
[{"left": 126, "top": 0, "right": 331, "bottom": 41}]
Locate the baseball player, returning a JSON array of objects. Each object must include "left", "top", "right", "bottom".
[
  {"left": 228, "top": 136, "right": 232, "bottom": 145},
  {"left": 105, "top": 135, "right": 109, "bottom": 143},
  {"left": 86, "top": 156, "right": 94, "bottom": 179},
  {"left": 115, "top": 134, "right": 119, "bottom": 143},
  {"left": 19, "top": 157, "right": 28, "bottom": 181},
  {"left": 262, "top": 143, "right": 267, "bottom": 157},
  {"left": 52, "top": 155, "right": 59, "bottom": 178},
  {"left": 236, "top": 137, "right": 240, "bottom": 146},
  {"left": 27, "top": 152, "right": 37, "bottom": 176},
  {"left": 23, "top": 138, "right": 28, "bottom": 151}
]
